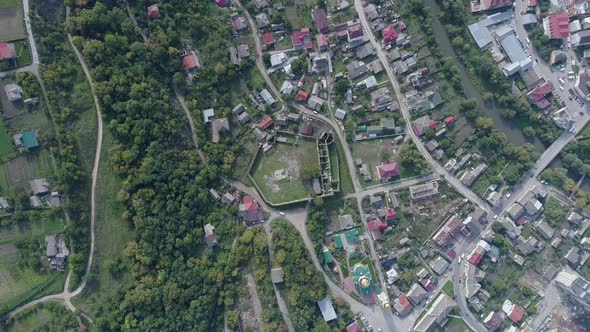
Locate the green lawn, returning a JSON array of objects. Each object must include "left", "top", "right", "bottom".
[
  {"left": 72, "top": 130, "right": 133, "bottom": 318},
  {"left": 0, "top": 118, "right": 14, "bottom": 156},
  {"left": 438, "top": 316, "right": 473, "bottom": 332},
  {"left": 14, "top": 40, "right": 31, "bottom": 66},
  {"left": 581, "top": 123, "right": 590, "bottom": 136},
  {"left": 442, "top": 280, "right": 455, "bottom": 298},
  {"left": 0, "top": 147, "right": 56, "bottom": 192},
  {"left": 0, "top": 0, "right": 17, "bottom": 8},
  {"left": 0, "top": 215, "right": 67, "bottom": 314},
  {"left": 1, "top": 303, "right": 78, "bottom": 331},
  {"left": 251, "top": 139, "right": 319, "bottom": 204}
]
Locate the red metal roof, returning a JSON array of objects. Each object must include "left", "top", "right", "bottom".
[
  {"left": 291, "top": 32, "right": 304, "bottom": 47},
  {"left": 385, "top": 208, "right": 397, "bottom": 220},
  {"left": 377, "top": 160, "right": 400, "bottom": 179},
  {"left": 348, "top": 25, "right": 364, "bottom": 39},
  {"left": 215, "top": 0, "right": 227, "bottom": 6},
  {"left": 346, "top": 322, "right": 362, "bottom": 332},
  {"left": 429, "top": 120, "right": 438, "bottom": 129},
  {"left": 182, "top": 54, "right": 199, "bottom": 69},
  {"left": 508, "top": 305, "right": 525, "bottom": 322},
  {"left": 312, "top": 9, "right": 329, "bottom": 33},
  {"left": 259, "top": 116, "right": 274, "bottom": 130},
  {"left": 368, "top": 221, "right": 377, "bottom": 231},
  {"left": 262, "top": 32, "right": 276, "bottom": 45},
  {"left": 398, "top": 294, "right": 411, "bottom": 308},
  {"left": 0, "top": 43, "right": 14, "bottom": 60},
  {"left": 468, "top": 252, "right": 483, "bottom": 265},
  {"left": 383, "top": 25, "right": 398, "bottom": 43},
  {"left": 548, "top": 13, "right": 570, "bottom": 39},
  {"left": 398, "top": 21, "right": 406, "bottom": 30},
  {"left": 444, "top": 116, "right": 455, "bottom": 125},
  {"left": 295, "top": 90, "right": 309, "bottom": 101}
]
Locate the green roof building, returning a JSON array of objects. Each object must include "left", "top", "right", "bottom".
[
  {"left": 333, "top": 234, "right": 344, "bottom": 249},
  {"left": 323, "top": 249, "right": 333, "bottom": 264},
  {"left": 352, "top": 264, "right": 374, "bottom": 297},
  {"left": 21, "top": 130, "right": 38, "bottom": 148},
  {"left": 344, "top": 228, "right": 359, "bottom": 244}
]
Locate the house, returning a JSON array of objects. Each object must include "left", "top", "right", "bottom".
[
  {"left": 259, "top": 89, "right": 276, "bottom": 105},
  {"left": 4, "top": 84, "right": 23, "bottom": 101},
  {"left": 256, "top": 13, "right": 270, "bottom": 28},
  {"left": 271, "top": 267, "right": 284, "bottom": 283},
  {"left": 367, "top": 59, "right": 383, "bottom": 75},
  {"left": 295, "top": 89, "right": 309, "bottom": 102},
  {"left": 147, "top": 4, "right": 160, "bottom": 19},
  {"left": 572, "top": 30, "right": 590, "bottom": 48},
  {"left": 507, "top": 203, "right": 525, "bottom": 221},
  {"left": 211, "top": 118, "right": 230, "bottom": 143},
  {"left": 203, "top": 108, "right": 215, "bottom": 123},
  {"left": 317, "top": 34, "right": 330, "bottom": 51},
  {"left": 253, "top": 127, "right": 266, "bottom": 142},
  {"left": 364, "top": 3, "right": 379, "bottom": 21},
  {"left": 568, "top": 211, "right": 584, "bottom": 225},
  {"left": 385, "top": 208, "right": 397, "bottom": 221},
  {"left": 393, "top": 294, "right": 413, "bottom": 316},
  {"left": 280, "top": 81, "right": 294, "bottom": 95},
  {"left": 471, "top": 0, "right": 514, "bottom": 12},
  {"left": 238, "top": 196, "right": 265, "bottom": 225},
  {"left": 30, "top": 195, "right": 42, "bottom": 209},
  {"left": 262, "top": 32, "right": 276, "bottom": 47},
  {"left": 433, "top": 214, "right": 463, "bottom": 247},
  {"left": 13, "top": 130, "right": 39, "bottom": 149},
  {"left": 339, "top": 214, "right": 355, "bottom": 230},
  {"left": 527, "top": 81, "right": 553, "bottom": 109},
  {"left": 317, "top": 297, "right": 337, "bottom": 322},
  {"left": 232, "top": 17, "right": 248, "bottom": 31},
  {"left": 215, "top": 0, "right": 228, "bottom": 7},
  {"left": 312, "top": 8, "right": 329, "bottom": 33},
  {"left": 287, "top": 113, "right": 300, "bottom": 122},
  {"left": 271, "top": 23, "right": 284, "bottom": 32},
  {"left": 464, "top": 262, "right": 486, "bottom": 298},
  {"left": 252, "top": 0, "right": 269, "bottom": 9},
  {"left": 204, "top": 223, "right": 218, "bottom": 248},
  {"left": 413, "top": 293, "right": 456, "bottom": 332},
  {"left": 346, "top": 61, "right": 368, "bottom": 80},
  {"left": 335, "top": 108, "right": 346, "bottom": 121},
  {"left": 49, "top": 192, "right": 61, "bottom": 207},
  {"left": 0, "top": 197, "right": 9, "bottom": 209},
  {"left": 425, "top": 139, "right": 439, "bottom": 152},
  {"left": 299, "top": 122, "right": 314, "bottom": 136},
  {"left": 483, "top": 311, "right": 504, "bottom": 331},
  {"left": 45, "top": 234, "right": 69, "bottom": 271},
  {"left": 237, "top": 44, "right": 250, "bottom": 59},
  {"left": 534, "top": 220, "right": 555, "bottom": 240},
  {"left": 182, "top": 53, "right": 200, "bottom": 71},
  {"left": 383, "top": 25, "right": 398, "bottom": 43},
  {"left": 346, "top": 321, "right": 362, "bottom": 332},
  {"left": 412, "top": 115, "right": 431, "bottom": 136},
  {"left": 502, "top": 300, "right": 525, "bottom": 323},
  {"left": 307, "top": 95, "right": 324, "bottom": 111},
  {"left": 565, "top": 246, "right": 581, "bottom": 267},
  {"left": 406, "top": 283, "right": 428, "bottom": 305},
  {"left": 545, "top": 13, "right": 569, "bottom": 39},
  {"left": 429, "top": 256, "right": 450, "bottom": 275},
  {"left": 258, "top": 116, "right": 274, "bottom": 130},
  {"left": 209, "top": 189, "right": 221, "bottom": 201},
  {"left": 376, "top": 160, "right": 400, "bottom": 182},
  {"left": 237, "top": 111, "right": 251, "bottom": 124},
  {"left": 221, "top": 192, "right": 235, "bottom": 206},
  {"left": 348, "top": 25, "right": 364, "bottom": 43},
  {"left": 355, "top": 44, "right": 374, "bottom": 59},
  {"left": 0, "top": 42, "right": 15, "bottom": 60},
  {"left": 459, "top": 163, "right": 488, "bottom": 186},
  {"left": 370, "top": 87, "right": 392, "bottom": 111},
  {"left": 409, "top": 181, "right": 439, "bottom": 201},
  {"left": 270, "top": 52, "right": 286, "bottom": 67},
  {"left": 291, "top": 28, "right": 312, "bottom": 50},
  {"left": 232, "top": 103, "right": 245, "bottom": 116},
  {"left": 30, "top": 178, "right": 50, "bottom": 195}
]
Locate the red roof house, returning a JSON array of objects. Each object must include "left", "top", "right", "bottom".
[
  {"left": 527, "top": 81, "right": 554, "bottom": 109},
  {"left": 444, "top": 116, "right": 456, "bottom": 125},
  {"left": 419, "top": 278, "right": 436, "bottom": 291},
  {"left": 317, "top": 34, "right": 329, "bottom": 51},
  {"left": 238, "top": 196, "right": 265, "bottom": 225},
  {"left": 182, "top": 54, "right": 200, "bottom": 70},
  {"left": 398, "top": 21, "right": 407, "bottom": 30},
  {"left": 346, "top": 322, "right": 362, "bottom": 332},
  {"left": 548, "top": 13, "right": 569, "bottom": 39},
  {"left": 383, "top": 25, "right": 398, "bottom": 43},
  {"left": 385, "top": 208, "right": 397, "bottom": 221},
  {"left": 312, "top": 8, "right": 329, "bottom": 33},
  {"left": 147, "top": 4, "right": 160, "bottom": 19},
  {"left": 468, "top": 252, "right": 483, "bottom": 265},
  {"left": 376, "top": 160, "right": 400, "bottom": 181},
  {"left": 429, "top": 120, "right": 438, "bottom": 129},
  {"left": 215, "top": 0, "right": 228, "bottom": 7},
  {"left": 508, "top": 305, "right": 525, "bottom": 323},
  {"left": 348, "top": 25, "right": 364, "bottom": 41},
  {"left": 262, "top": 32, "right": 276, "bottom": 46},
  {"left": 259, "top": 116, "right": 274, "bottom": 130},
  {"left": 0, "top": 43, "right": 15, "bottom": 60},
  {"left": 292, "top": 32, "right": 304, "bottom": 48},
  {"left": 295, "top": 90, "right": 309, "bottom": 102}
]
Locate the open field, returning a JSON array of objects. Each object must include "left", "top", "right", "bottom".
[
  {"left": 0, "top": 147, "right": 55, "bottom": 191},
  {"left": 1, "top": 303, "right": 78, "bottom": 331},
  {"left": 72, "top": 130, "right": 133, "bottom": 318},
  {"left": 0, "top": 0, "right": 25, "bottom": 42},
  {"left": 251, "top": 139, "right": 319, "bottom": 204},
  {"left": 0, "top": 215, "right": 66, "bottom": 312},
  {"left": 0, "top": 117, "right": 13, "bottom": 155}
]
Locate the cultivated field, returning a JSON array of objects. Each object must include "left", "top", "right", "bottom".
[
  {"left": 0, "top": 0, "right": 25, "bottom": 42},
  {"left": 251, "top": 139, "right": 319, "bottom": 204},
  {"left": 0, "top": 148, "right": 55, "bottom": 191}
]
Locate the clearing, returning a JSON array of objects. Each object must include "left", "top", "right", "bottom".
[
  {"left": 0, "top": 0, "right": 25, "bottom": 42},
  {"left": 251, "top": 138, "right": 319, "bottom": 204}
]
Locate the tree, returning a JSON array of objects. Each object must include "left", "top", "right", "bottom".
[
  {"left": 300, "top": 164, "right": 320, "bottom": 181},
  {"left": 335, "top": 79, "right": 349, "bottom": 96},
  {"left": 291, "top": 58, "right": 306, "bottom": 74}
]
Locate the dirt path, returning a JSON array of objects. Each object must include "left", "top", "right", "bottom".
[{"left": 245, "top": 273, "right": 264, "bottom": 332}]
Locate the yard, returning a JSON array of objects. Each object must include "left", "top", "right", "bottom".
[
  {"left": 0, "top": 0, "right": 25, "bottom": 42},
  {"left": 0, "top": 303, "right": 78, "bottom": 331},
  {"left": 351, "top": 140, "right": 417, "bottom": 187},
  {"left": 0, "top": 215, "right": 67, "bottom": 313},
  {"left": 0, "top": 118, "right": 13, "bottom": 155},
  {"left": 0, "top": 147, "right": 55, "bottom": 191},
  {"left": 251, "top": 139, "right": 319, "bottom": 205}
]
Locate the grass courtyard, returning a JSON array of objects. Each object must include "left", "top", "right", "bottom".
[{"left": 251, "top": 139, "right": 319, "bottom": 205}]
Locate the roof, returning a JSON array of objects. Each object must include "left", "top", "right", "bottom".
[
  {"left": 335, "top": 108, "right": 346, "bottom": 120},
  {"left": 413, "top": 293, "right": 456, "bottom": 332},
  {"left": 484, "top": 311, "right": 504, "bottom": 331},
  {"left": 500, "top": 32, "right": 528, "bottom": 64},
  {"left": 548, "top": 13, "right": 570, "bottom": 39},
  {"left": 0, "top": 42, "right": 15, "bottom": 60},
  {"left": 317, "top": 297, "right": 337, "bottom": 321},
  {"left": 147, "top": 4, "right": 160, "bottom": 18},
  {"left": 30, "top": 178, "right": 49, "bottom": 195},
  {"left": 444, "top": 116, "right": 455, "bottom": 125},
  {"left": 376, "top": 160, "right": 400, "bottom": 179},
  {"left": 271, "top": 268, "right": 284, "bottom": 283},
  {"left": 259, "top": 116, "right": 274, "bottom": 130},
  {"left": 468, "top": 21, "right": 493, "bottom": 49},
  {"left": 383, "top": 25, "right": 398, "bottom": 43},
  {"left": 312, "top": 8, "right": 329, "bottom": 32},
  {"left": 262, "top": 32, "right": 276, "bottom": 45},
  {"left": 508, "top": 305, "right": 525, "bottom": 322},
  {"left": 299, "top": 122, "right": 314, "bottom": 136},
  {"left": 182, "top": 54, "right": 199, "bottom": 70},
  {"left": 21, "top": 130, "right": 38, "bottom": 148},
  {"left": 346, "top": 321, "right": 362, "bottom": 332},
  {"left": 412, "top": 115, "right": 431, "bottom": 136},
  {"left": 295, "top": 89, "right": 309, "bottom": 101}
]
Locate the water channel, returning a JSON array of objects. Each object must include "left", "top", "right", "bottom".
[{"left": 424, "top": 0, "right": 546, "bottom": 152}]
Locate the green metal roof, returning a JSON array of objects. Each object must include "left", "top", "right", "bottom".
[
  {"left": 345, "top": 228, "right": 359, "bottom": 243},
  {"left": 21, "top": 130, "right": 38, "bottom": 148},
  {"left": 352, "top": 264, "right": 374, "bottom": 296},
  {"left": 323, "top": 249, "right": 333, "bottom": 264},
  {"left": 333, "top": 234, "right": 344, "bottom": 248}
]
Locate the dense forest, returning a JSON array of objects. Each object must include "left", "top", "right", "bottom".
[{"left": 62, "top": 1, "right": 251, "bottom": 330}]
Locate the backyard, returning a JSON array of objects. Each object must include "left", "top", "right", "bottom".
[
  {"left": 0, "top": 147, "right": 55, "bottom": 191},
  {"left": 0, "top": 0, "right": 25, "bottom": 42},
  {"left": 0, "top": 214, "right": 67, "bottom": 313},
  {"left": 251, "top": 138, "right": 319, "bottom": 205}
]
